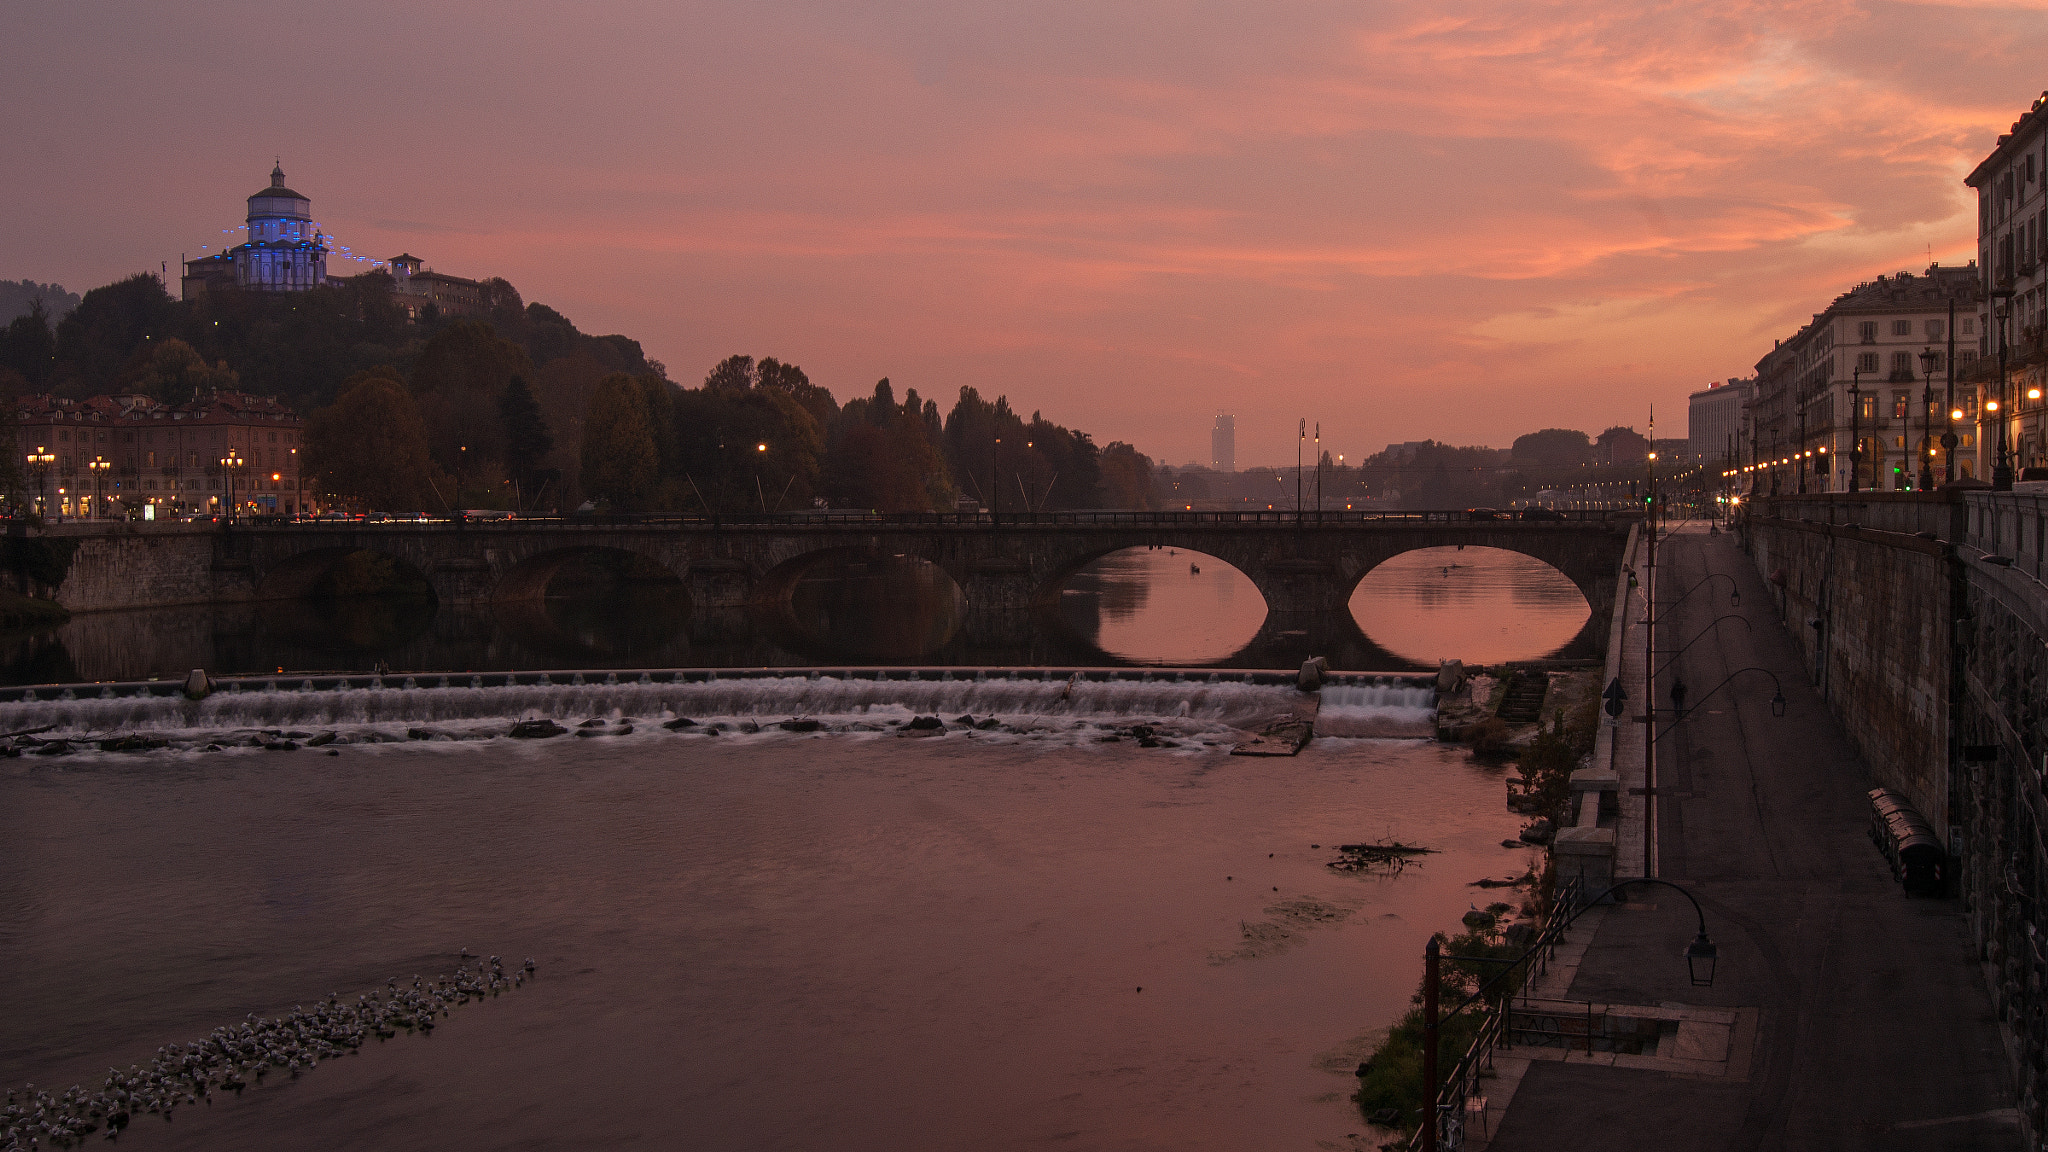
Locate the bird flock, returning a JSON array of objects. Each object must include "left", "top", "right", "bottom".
[{"left": 1, "top": 953, "right": 535, "bottom": 1150}]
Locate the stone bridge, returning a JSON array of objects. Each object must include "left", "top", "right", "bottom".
[{"left": 38, "top": 513, "right": 1634, "bottom": 651}]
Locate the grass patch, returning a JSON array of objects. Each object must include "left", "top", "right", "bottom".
[{"left": 1354, "top": 925, "right": 1525, "bottom": 1133}]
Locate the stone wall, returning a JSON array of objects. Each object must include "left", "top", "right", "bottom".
[
  {"left": 1743, "top": 507, "right": 1954, "bottom": 829},
  {"left": 31, "top": 524, "right": 237, "bottom": 612}
]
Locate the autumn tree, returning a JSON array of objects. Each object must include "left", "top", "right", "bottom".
[
  {"left": 409, "top": 320, "right": 533, "bottom": 480},
  {"left": 498, "top": 375, "right": 554, "bottom": 508},
  {"left": 303, "top": 368, "right": 445, "bottom": 511},
  {"left": 0, "top": 299, "right": 57, "bottom": 387},
  {"left": 133, "top": 338, "right": 239, "bottom": 406},
  {"left": 1099, "top": 442, "right": 1154, "bottom": 509},
  {"left": 580, "top": 372, "right": 658, "bottom": 508}
]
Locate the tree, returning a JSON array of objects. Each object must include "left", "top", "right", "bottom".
[
  {"left": 303, "top": 368, "right": 445, "bottom": 511},
  {"left": 1512, "top": 428, "right": 1592, "bottom": 467},
  {"left": 133, "top": 338, "right": 238, "bottom": 406},
  {"left": 498, "top": 375, "right": 554, "bottom": 507},
  {"left": 580, "top": 372, "right": 658, "bottom": 508},
  {"left": 0, "top": 299, "right": 57, "bottom": 387},
  {"left": 52, "top": 273, "right": 178, "bottom": 392},
  {"left": 410, "top": 320, "right": 533, "bottom": 470},
  {"left": 1099, "top": 442, "right": 1154, "bottom": 509}
]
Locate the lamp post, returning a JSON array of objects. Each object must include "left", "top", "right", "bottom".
[
  {"left": 26, "top": 447, "right": 51, "bottom": 521},
  {"left": 89, "top": 455, "right": 110, "bottom": 520},
  {"left": 1919, "top": 347, "right": 1940, "bottom": 491},
  {"left": 1994, "top": 286, "right": 2016, "bottom": 490},
  {"left": 1418, "top": 877, "right": 1720, "bottom": 1152},
  {"left": 1943, "top": 298, "right": 1959, "bottom": 485},
  {"left": 1796, "top": 403, "right": 1808, "bottom": 494},
  {"left": 219, "top": 449, "right": 243, "bottom": 523},
  {"left": 1897, "top": 391, "right": 1911, "bottom": 490},
  {"left": 1848, "top": 369, "right": 1863, "bottom": 493}
]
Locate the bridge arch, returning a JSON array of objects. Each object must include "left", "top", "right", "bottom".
[
  {"left": 493, "top": 546, "right": 685, "bottom": 604},
  {"left": 1346, "top": 544, "right": 1595, "bottom": 664},
  {"left": 756, "top": 546, "right": 968, "bottom": 659},
  {"left": 1043, "top": 544, "right": 1268, "bottom": 664},
  {"left": 254, "top": 546, "right": 437, "bottom": 603}
]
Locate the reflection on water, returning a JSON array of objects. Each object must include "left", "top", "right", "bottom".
[
  {"left": 782, "top": 554, "right": 965, "bottom": 661},
  {"left": 1350, "top": 546, "right": 1590, "bottom": 665},
  {"left": 0, "top": 544, "right": 1599, "bottom": 683},
  {"left": 1060, "top": 547, "right": 1266, "bottom": 665}
]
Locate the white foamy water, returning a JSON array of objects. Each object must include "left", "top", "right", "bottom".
[{"left": 0, "top": 673, "right": 1435, "bottom": 751}]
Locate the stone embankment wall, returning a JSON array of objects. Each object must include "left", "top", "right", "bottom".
[
  {"left": 1747, "top": 489, "right": 2048, "bottom": 1134},
  {"left": 27, "top": 524, "right": 241, "bottom": 612},
  {"left": 1742, "top": 505, "right": 1954, "bottom": 828}
]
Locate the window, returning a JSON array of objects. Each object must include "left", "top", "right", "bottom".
[
  {"left": 145, "top": 451, "right": 154, "bottom": 468},
  {"left": 1892, "top": 320, "right": 1912, "bottom": 336},
  {"left": 1860, "top": 395, "right": 1877, "bottom": 420},
  {"left": 57, "top": 430, "right": 68, "bottom": 442},
  {"left": 1858, "top": 352, "right": 1881, "bottom": 373},
  {"left": 1926, "top": 319, "right": 1944, "bottom": 340},
  {"left": 1860, "top": 321, "right": 1878, "bottom": 343},
  {"left": 1892, "top": 351, "right": 1914, "bottom": 374},
  {"left": 1965, "top": 317, "right": 1976, "bottom": 335}
]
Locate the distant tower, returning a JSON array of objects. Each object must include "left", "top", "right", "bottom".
[{"left": 1210, "top": 414, "right": 1236, "bottom": 472}]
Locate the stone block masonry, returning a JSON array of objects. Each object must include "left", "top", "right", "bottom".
[{"left": 1742, "top": 509, "right": 1953, "bottom": 828}]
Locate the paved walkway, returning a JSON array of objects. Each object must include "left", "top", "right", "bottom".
[{"left": 1487, "top": 524, "right": 2021, "bottom": 1152}]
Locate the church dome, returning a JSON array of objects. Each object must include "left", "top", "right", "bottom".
[{"left": 248, "top": 163, "right": 310, "bottom": 218}]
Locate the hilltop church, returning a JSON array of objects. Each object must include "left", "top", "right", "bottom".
[{"left": 180, "top": 165, "right": 486, "bottom": 320}]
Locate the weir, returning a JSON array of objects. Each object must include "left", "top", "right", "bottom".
[{"left": 0, "top": 666, "right": 1440, "bottom": 745}]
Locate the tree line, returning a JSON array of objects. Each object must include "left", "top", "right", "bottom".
[{"left": 0, "top": 271, "right": 1159, "bottom": 513}]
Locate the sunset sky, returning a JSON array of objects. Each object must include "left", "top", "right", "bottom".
[{"left": 6, "top": 1, "right": 2048, "bottom": 466}]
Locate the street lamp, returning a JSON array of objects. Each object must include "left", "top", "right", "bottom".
[
  {"left": 1848, "top": 368, "right": 1863, "bottom": 493},
  {"left": 219, "top": 448, "right": 243, "bottom": 523},
  {"left": 1418, "top": 877, "right": 1720, "bottom": 1152},
  {"left": 26, "top": 447, "right": 52, "bottom": 521},
  {"left": 1994, "top": 285, "right": 2016, "bottom": 489},
  {"left": 88, "top": 455, "right": 110, "bottom": 520},
  {"left": 1896, "top": 391, "right": 1911, "bottom": 490},
  {"left": 1918, "top": 347, "right": 1940, "bottom": 491}
]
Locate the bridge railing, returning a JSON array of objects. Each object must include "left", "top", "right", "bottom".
[{"left": 225, "top": 508, "right": 1636, "bottom": 530}]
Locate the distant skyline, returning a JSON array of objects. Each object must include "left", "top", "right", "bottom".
[{"left": 5, "top": 1, "right": 2046, "bottom": 466}]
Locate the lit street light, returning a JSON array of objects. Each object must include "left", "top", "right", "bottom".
[{"left": 89, "top": 455, "right": 110, "bottom": 520}]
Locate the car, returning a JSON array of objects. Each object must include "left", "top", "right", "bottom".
[
  {"left": 1519, "top": 507, "right": 1566, "bottom": 521},
  {"left": 1466, "top": 507, "right": 1502, "bottom": 521}
]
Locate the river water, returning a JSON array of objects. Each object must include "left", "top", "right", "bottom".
[
  {"left": 0, "top": 548, "right": 1582, "bottom": 1149},
  {"left": 0, "top": 546, "right": 1590, "bottom": 683},
  {"left": 0, "top": 679, "right": 1534, "bottom": 1151}
]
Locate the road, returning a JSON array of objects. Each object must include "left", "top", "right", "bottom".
[{"left": 1488, "top": 524, "right": 2021, "bottom": 1151}]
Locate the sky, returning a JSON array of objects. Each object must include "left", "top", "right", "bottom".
[{"left": 6, "top": 1, "right": 2048, "bottom": 467}]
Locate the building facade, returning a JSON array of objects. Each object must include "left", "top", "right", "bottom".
[
  {"left": 1967, "top": 92, "right": 2048, "bottom": 478},
  {"left": 181, "top": 165, "right": 329, "bottom": 299},
  {"left": 1746, "top": 264, "right": 1982, "bottom": 494},
  {"left": 1210, "top": 414, "right": 1235, "bottom": 472},
  {"left": 15, "top": 391, "right": 307, "bottom": 518},
  {"left": 1689, "top": 378, "right": 1753, "bottom": 471},
  {"left": 387, "top": 253, "right": 486, "bottom": 321}
]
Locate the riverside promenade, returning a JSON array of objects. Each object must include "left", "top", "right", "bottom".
[{"left": 1486, "top": 523, "right": 2020, "bottom": 1151}]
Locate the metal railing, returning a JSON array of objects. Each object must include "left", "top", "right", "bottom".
[
  {"left": 1407, "top": 876, "right": 1588, "bottom": 1150},
  {"left": 225, "top": 508, "right": 1635, "bottom": 531}
]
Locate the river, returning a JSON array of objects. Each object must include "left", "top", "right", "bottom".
[
  {"left": 0, "top": 679, "right": 1531, "bottom": 1151},
  {"left": 0, "top": 547, "right": 1580, "bottom": 1150}
]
